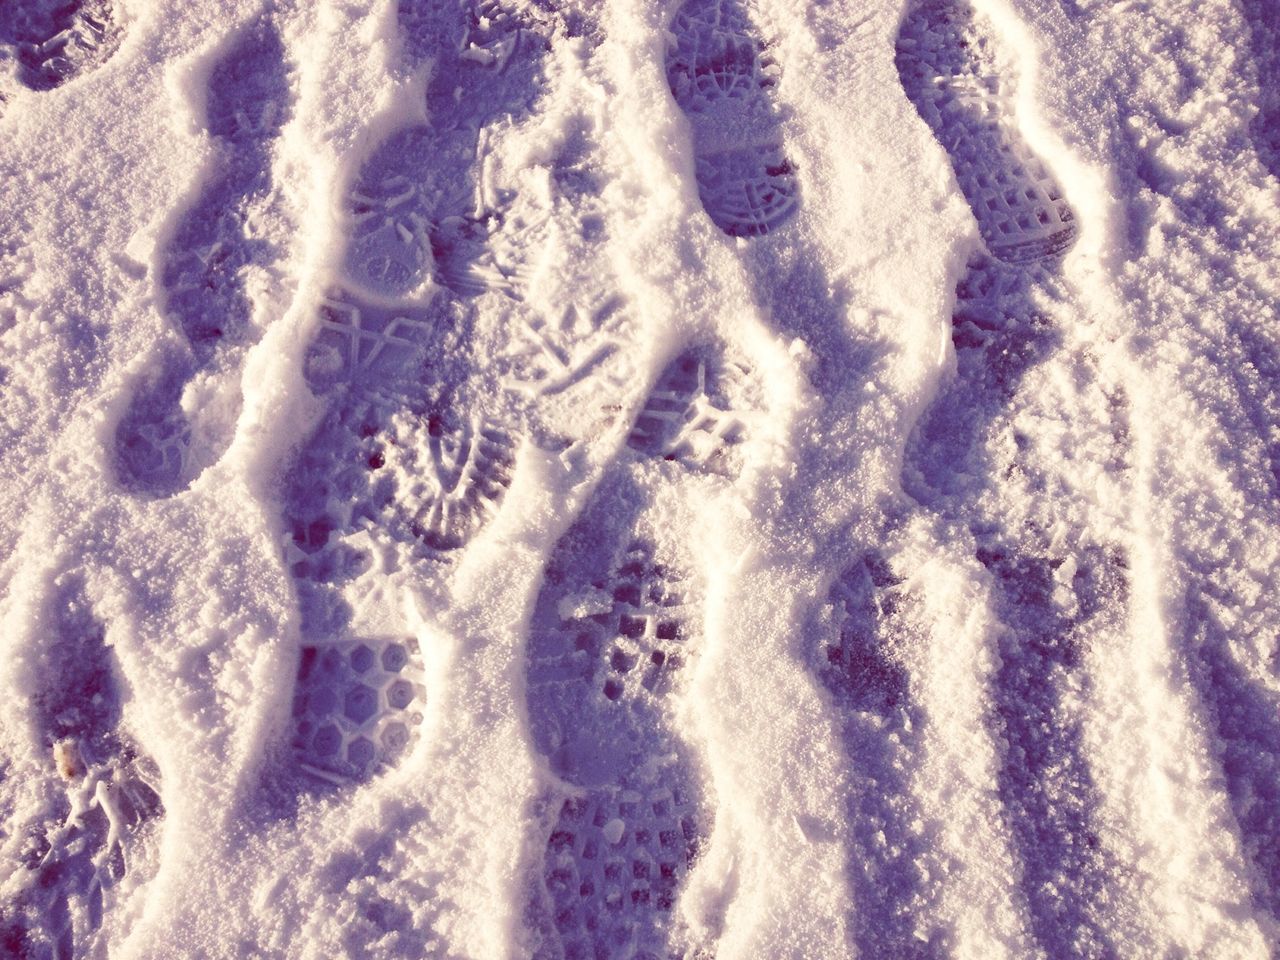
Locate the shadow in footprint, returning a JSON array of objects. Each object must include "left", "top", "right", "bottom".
[
  {"left": 665, "top": 0, "right": 798, "bottom": 237},
  {"left": 525, "top": 346, "right": 749, "bottom": 960},
  {"left": 0, "top": 0, "right": 121, "bottom": 96},
  {"left": 115, "top": 21, "right": 292, "bottom": 497},
  {"left": 0, "top": 577, "right": 163, "bottom": 960},
  {"left": 817, "top": 554, "right": 948, "bottom": 958},
  {"left": 977, "top": 542, "right": 1127, "bottom": 957},
  {"left": 895, "top": 0, "right": 1076, "bottom": 264},
  {"left": 1238, "top": 0, "right": 1280, "bottom": 180},
  {"left": 1184, "top": 583, "right": 1280, "bottom": 929},
  {"left": 903, "top": 254, "right": 1123, "bottom": 957},
  {"left": 266, "top": 2, "right": 548, "bottom": 813}
]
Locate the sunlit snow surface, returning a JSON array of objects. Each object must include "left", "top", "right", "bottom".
[{"left": 0, "top": 0, "right": 1279, "bottom": 956}]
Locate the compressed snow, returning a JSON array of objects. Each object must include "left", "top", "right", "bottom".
[{"left": 1, "top": 0, "right": 1279, "bottom": 957}]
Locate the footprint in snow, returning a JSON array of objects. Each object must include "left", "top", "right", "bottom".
[
  {"left": 665, "top": 0, "right": 799, "bottom": 238},
  {"left": 0, "top": 578, "right": 162, "bottom": 960},
  {"left": 0, "top": 0, "right": 122, "bottom": 108},
  {"left": 525, "top": 345, "right": 757, "bottom": 960},
  {"left": 895, "top": 0, "right": 1077, "bottom": 264},
  {"left": 114, "top": 20, "right": 293, "bottom": 497},
  {"left": 817, "top": 554, "right": 949, "bottom": 957}
]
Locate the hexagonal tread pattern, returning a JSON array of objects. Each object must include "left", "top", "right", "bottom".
[{"left": 291, "top": 636, "right": 427, "bottom": 782}]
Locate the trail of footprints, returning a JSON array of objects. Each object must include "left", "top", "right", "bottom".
[
  {"left": 280, "top": 0, "right": 550, "bottom": 792},
  {"left": 115, "top": 21, "right": 293, "bottom": 496},
  {"left": 0, "top": 579, "right": 162, "bottom": 960},
  {"left": 526, "top": 347, "right": 759, "bottom": 959},
  {"left": 898, "top": 2, "right": 1126, "bottom": 955},
  {"left": 34, "top": 0, "right": 1278, "bottom": 953}
]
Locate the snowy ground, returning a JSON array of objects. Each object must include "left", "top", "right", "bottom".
[{"left": 0, "top": 0, "right": 1278, "bottom": 957}]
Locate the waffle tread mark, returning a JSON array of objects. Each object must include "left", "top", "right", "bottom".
[
  {"left": 0, "top": 0, "right": 121, "bottom": 92},
  {"left": 666, "top": 0, "right": 799, "bottom": 237},
  {"left": 544, "top": 782, "right": 705, "bottom": 960},
  {"left": 528, "top": 540, "right": 707, "bottom": 959},
  {"left": 114, "top": 22, "right": 292, "bottom": 497},
  {"left": 528, "top": 543, "right": 690, "bottom": 787},
  {"left": 0, "top": 582, "right": 162, "bottom": 959},
  {"left": 895, "top": 0, "right": 1077, "bottom": 263},
  {"left": 290, "top": 637, "right": 428, "bottom": 783}
]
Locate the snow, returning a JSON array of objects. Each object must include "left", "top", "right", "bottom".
[{"left": 1, "top": 0, "right": 1279, "bottom": 957}]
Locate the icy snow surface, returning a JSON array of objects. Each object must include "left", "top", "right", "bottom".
[{"left": 1, "top": 0, "right": 1279, "bottom": 956}]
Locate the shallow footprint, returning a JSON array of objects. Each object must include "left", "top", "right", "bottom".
[
  {"left": 0, "top": 0, "right": 122, "bottom": 104},
  {"left": 0, "top": 578, "right": 163, "bottom": 959},
  {"left": 665, "top": 0, "right": 799, "bottom": 237},
  {"left": 526, "top": 344, "right": 756, "bottom": 959},
  {"left": 114, "top": 21, "right": 292, "bottom": 497},
  {"left": 344, "top": 2, "right": 548, "bottom": 300},
  {"left": 895, "top": 0, "right": 1076, "bottom": 263},
  {"left": 817, "top": 554, "right": 947, "bottom": 957}
]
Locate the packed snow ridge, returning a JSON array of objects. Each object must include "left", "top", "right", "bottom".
[{"left": 1, "top": 0, "right": 1279, "bottom": 958}]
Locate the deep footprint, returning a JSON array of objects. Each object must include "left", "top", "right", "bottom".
[
  {"left": 114, "top": 21, "right": 292, "bottom": 496},
  {"left": 626, "top": 349, "right": 752, "bottom": 473},
  {"left": 526, "top": 344, "right": 754, "bottom": 959},
  {"left": 0, "top": 0, "right": 121, "bottom": 101},
  {"left": 666, "top": 0, "right": 799, "bottom": 237},
  {"left": 0, "top": 578, "right": 163, "bottom": 959},
  {"left": 276, "top": 1, "right": 546, "bottom": 798},
  {"left": 895, "top": 0, "right": 1076, "bottom": 263}
]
